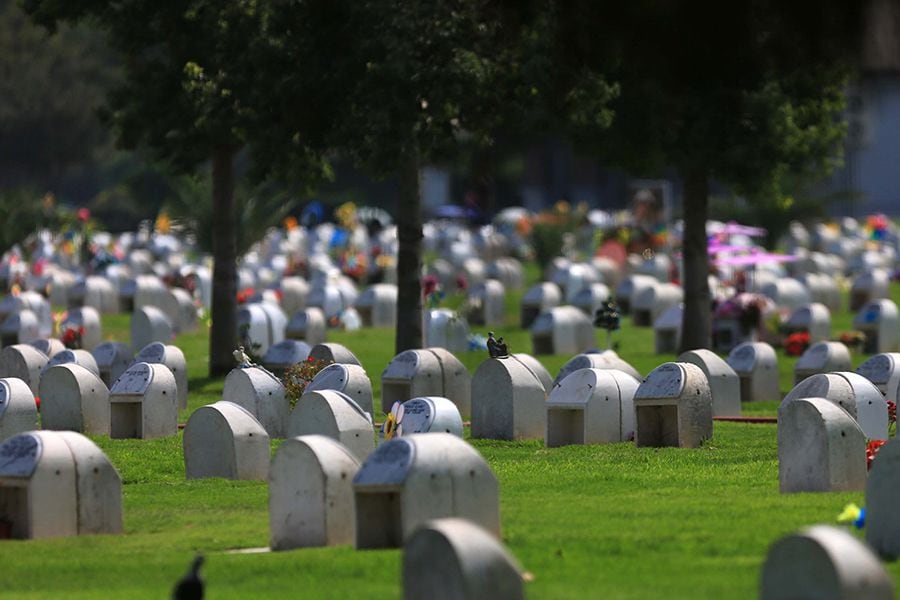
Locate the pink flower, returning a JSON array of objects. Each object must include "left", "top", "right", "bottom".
[{"left": 77, "top": 207, "right": 90, "bottom": 222}]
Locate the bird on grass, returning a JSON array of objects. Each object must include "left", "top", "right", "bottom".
[{"left": 173, "top": 555, "right": 204, "bottom": 600}]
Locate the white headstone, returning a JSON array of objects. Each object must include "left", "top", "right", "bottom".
[
  {"left": 547, "top": 368, "right": 639, "bottom": 446},
  {"left": 778, "top": 397, "right": 866, "bottom": 493},
  {"left": 59, "top": 307, "right": 103, "bottom": 351},
  {"left": 134, "top": 342, "right": 188, "bottom": 410},
  {"left": 403, "top": 518, "right": 524, "bottom": 600},
  {"left": 0, "top": 344, "right": 48, "bottom": 396},
  {"left": 530, "top": 306, "right": 595, "bottom": 355},
  {"left": 130, "top": 305, "right": 173, "bottom": 352},
  {"left": 633, "top": 362, "right": 712, "bottom": 448},
  {"left": 354, "top": 434, "right": 499, "bottom": 548},
  {"left": 269, "top": 435, "right": 360, "bottom": 550},
  {"left": 386, "top": 396, "right": 464, "bottom": 439},
  {"left": 183, "top": 401, "right": 269, "bottom": 480},
  {"left": 520, "top": 282, "right": 561, "bottom": 328},
  {"left": 853, "top": 299, "right": 900, "bottom": 354},
  {"left": 761, "top": 525, "right": 894, "bottom": 600},
  {"left": 91, "top": 342, "right": 133, "bottom": 388},
  {"left": 678, "top": 349, "right": 741, "bottom": 417},
  {"left": 0, "top": 430, "right": 122, "bottom": 538},
  {"left": 223, "top": 366, "right": 288, "bottom": 438},
  {"left": 287, "top": 389, "right": 375, "bottom": 460},
  {"left": 108, "top": 362, "right": 178, "bottom": 439},
  {"left": 793, "top": 341, "right": 852, "bottom": 384},
  {"left": 285, "top": 307, "right": 327, "bottom": 346},
  {"left": 39, "top": 364, "right": 109, "bottom": 435},
  {"left": 857, "top": 352, "right": 900, "bottom": 400},
  {"left": 726, "top": 342, "right": 780, "bottom": 402},
  {"left": 28, "top": 338, "right": 66, "bottom": 359},
  {"left": 306, "top": 363, "right": 374, "bottom": 416},
  {"left": 356, "top": 283, "right": 398, "bottom": 328},
  {"left": 783, "top": 303, "right": 831, "bottom": 344},
  {"left": 0, "top": 378, "right": 38, "bottom": 441},
  {"left": 471, "top": 357, "right": 546, "bottom": 441},
  {"left": 261, "top": 339, "right": 311, "bottom": 373},
  {"left": 308, "top": 342, "right": 361, "bottom": 366}
]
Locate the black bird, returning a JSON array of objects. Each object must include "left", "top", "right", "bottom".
[{"left": 173, "top": 555, "right": 204, "bottom": 600}]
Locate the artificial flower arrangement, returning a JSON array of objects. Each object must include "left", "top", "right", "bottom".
[
  {"left": 281, "top": 356, "right": 334, "bottom": 409},
  {"left": 783, "top": 331, "right": 810, "bottom": 356}
]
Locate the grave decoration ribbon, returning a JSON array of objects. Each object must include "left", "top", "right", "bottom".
[{"left": 837, "top": 503, "right": 866, "bottom": 529}]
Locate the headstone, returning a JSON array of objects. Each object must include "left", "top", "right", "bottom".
[
  {"left": 554, "top": 350, "right": 642, "bottom": 385},
  {"left": 68, "top": 276, "right": 119, "bottom": 314},
  {"left": 403, "top": 518, "right": 524, "bottom": 600},
  {"left": 530, "top": 306, "right": 594, "bottom": 355},
  {"left": 866, "top": 438, "right": 900, "bottom": 559},
  {"left": 0, "top": 378, "right": 38, "bottom": 441},
  {"left": 853, "top": 299, "right": 900, "bottom": 353},
  {"left": 761, "top": 525, "right": 894, "bottom": 600},
  {"left": 38, "top": 364, "right": 109, "bottom": 435},
  {"left": 287, "top": 389, "right": 375, "bottom": 460},
  {"left": 467, "top": 280, "right": 506, "bottom": 326},
  {"left": 43, "top": 349, "right": 101, "bottom": 379},
  {"left": 0, "top": 309, "right": 40, "bottom": 347},
  {"left": 268, "top": 434, "right": 360, "bottom": 550},
  {"left": 633, "top": 362, "right": 712, "bottom": 448},
  {"left": 726, "top": 342, "right": 780, "bottom": 402},
  {"left": 160, "top": 287, "right": 198, "bottom": 333},
  {"left": 285, "top": 307, "right": 327, "bottom": 346},
  {"left": 760, "top": 278, "right": 810, "bottom": 313},
  {"left": 850, "top": 269, "right": 890, "bottom": 312},
  {"left": 134, "top": 342, "right": 188, "bottom": 410},
  {"left": 677, "top": 349, "right": 741, "bottom": 417},
  {"left": 0, "top": 430, "right": 123, "bottom": 538},
  {"left": 183, "top": 401, "right": 269, "bottom": 480},
  {"left": 59, "top": 306, "right": 102, "bottom": 351},
  {"left": 108, "top": 362, "right": 178, "bottom": 439},
  {"left": 425, "top": 309, "right": 470, "bottom": 353},
  {"left": 778, "top": 397, "right": 866, "bottom": 493},
  {"left": 382, "top": 350, "right": 442, "bottom": 413},
  {"left": 471, "top": 357, "right": 546, "bottom": 441},
  {"left": 783, "top": 303, "right": 831, "bottom": 344},
  {"left": 91, "top": 342, "right": 133, "bottom": 388},
  {"left": 0, "top": 344, "right": 48, "bottom": 396},
  {"left": 28, "top": 338, "right": 66, "bottom": 359},
  {"left": 858, "top": 352, "right": 900, "bottom": 401},
  {"left": 426, "top": 347, "right": 472, "bottom": 419},
  {"left": 223, "top": 366, "right": 288, "bottom": 438},
  {"left": 547, "top": 368, "right": 639, "bottom": 446},
  {"left": 631, "top": 282, "right": 683, "bottom": 327},
  {"left": 520, "top": 282, "right": 561, "bottom": 328},
  {"left": 279, "top": 276, "right": 310, "bottom": 316},
  {"left": 237, "top": 303, "right": 274, "bottom": 356},
  {"left": 782, "top": 373, "right": 888, "bottom": 440},
  {"left": 653, "top": 304, "right": 683, "bottom": 354},
  {"left": 486, "top": 257, "right": 524, "bottom": 291},
  {"left": 354, "top": 434, "right": 499, "bottom": 549},
  {"left": 571, "top": 282, "right": 612, "bottom": 318},
  {"left": 306, "top": 363, "right": 374, "bottom": 416},
  {"left": 510, "top": 353, "right": 553, "bottom": 395},
  {"left": 130, "top": 305, "right": 173, "bottom": 352},
  {"left": 356, "top": 283, "right": 398, "bottom": 328},
  {"left": 793, "top": 341, "right": 852, "bottom": 384},
  {"left": 308, "top": 342, "right": 361, "bottom": 366},
  {"left": 386, "top": 397, "right": 464, "bottom": 438},
  {"left": 261, "top": 339, "right": 311, "bottom": 374},
  {"left": 614, "top": 274, "right": 656, "bottom": 316}
]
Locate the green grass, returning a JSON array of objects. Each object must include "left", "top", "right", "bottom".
[{"left": 3, "top": 281, "right": 900, "bottom": 598}]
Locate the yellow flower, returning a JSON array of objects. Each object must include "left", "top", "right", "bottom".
[{"left": 155, "top": 211, "right": 171, "bottom": 234}]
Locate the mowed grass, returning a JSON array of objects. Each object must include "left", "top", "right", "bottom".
[{"left": 2, "top": 281, "right": 899, "bottom": 598}]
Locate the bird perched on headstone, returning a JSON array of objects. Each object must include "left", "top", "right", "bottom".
[
  {"left": 486, "top": 331, "right": 509, "bottom": 359},
  {"left": 172, "top": 555, "right": 204, "bottom": 600},
  {"left": 233, "top": 345, "right": 252, "bottom": 368}
]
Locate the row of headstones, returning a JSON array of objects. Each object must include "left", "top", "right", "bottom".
[{"left": 0, "top": 341, "right": 188, "bottom": 441}]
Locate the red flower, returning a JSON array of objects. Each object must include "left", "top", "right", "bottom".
[
  {"left": 867, "top": 439, "right": 886, "bottom": 470},
  {"left": 455, "top": 275, "right": 468, "bottom": 291},
  {"left": 34, "top": 396, "right": 40, "bottom": 411},
  {"left": 887, "top": 400, "right": 896, "bottom": 425},
  {"left": 422, "top": 275, "right": 439, "bottom": 298},
  {"left": 784, "top": 332, "right": 810, "bottom": 356},
  {"left": 235, "top": 287, "right": 255, "bottom": 304},
  {"left": 77, "top": 207, "right": 90, "bottom": 222}
]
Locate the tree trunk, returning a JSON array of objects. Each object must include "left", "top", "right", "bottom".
[
  {"left": 678, "top": 166, "right": 711, "bottom": 353},
  {"left": 394, "top": 151, "right": 423, "bottom": 354},
  {"left": 209, "top": 145, "right": 239, "bottom": 376}
]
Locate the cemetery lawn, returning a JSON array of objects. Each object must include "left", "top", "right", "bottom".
[{"left": 3, "top": 286, "right": 900, "bottom": 598}]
